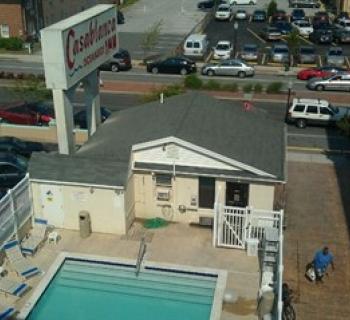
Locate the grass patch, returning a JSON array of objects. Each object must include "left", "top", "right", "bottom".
[
  {"left": 253, "top": 83, "right": 263, "bottom": 93},
  {"left": 221, "top": 83, "right": 239, "bottom": 92},
  {"left": 242, "top": 83, "right": 253, "bottom": 93},
  {"left": 203, "top": 79, "right": 221, "bottom": 90},
  {"left": 266, "top": 81, "right": 283, "bottom": 94},
  {"left": 120, "top": 0, "right": 140, "bottom": 8},
  {"left": 184, "top": 74, "right": 203, "bottom": 89},
  {"left": 141, "top": 84, "right": 185, "bottom": 103}
]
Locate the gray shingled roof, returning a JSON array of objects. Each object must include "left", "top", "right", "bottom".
[{"left": 29, "top": 92, "right": 286, "bottom": 186}]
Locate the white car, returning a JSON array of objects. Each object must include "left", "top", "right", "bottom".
[
  {"left": 213, "top": 41, "right": 233, "bottom": 59},
  {"left": 229, "top": 0, "right": 257, "bottom": 5},
  {"left": 235, "top": 10, "right": 247, "bottom": 20},
  {"left": 292, "top": 20, "right": 313, "bottom": 37},
  {"left": 334, "top": 19, "right": 350, "bottom": 32},
  {"left": 215, "top": 4, "right": 232, "bottom": 21}
]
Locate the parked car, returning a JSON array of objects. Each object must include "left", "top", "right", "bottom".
[
  {"left": 336, "top": 12, "right": 350, "bottom": 21},
  {"left": 252, "top": 10, "right": 266, "bottom": 22},
  {"left": 0, "top": 152, "right": 27, "bottom": 189},
  {"left": 290, "top": 8, "right": 305, "bottom": 21},
  {"left": 235, "top": 10, "right": 247, "bottom": 20},
  {"left": 0, "top": 137, "right": 43, "bottom": 158},
  {"left": 273, "top": 21, "right": 293, "bottom": 35},
  {"left": 215, "top": 4, "right": 232, "bottom": 21},
  {"left": 313, "top": 11, "right": 329, "bottom": 24},
  {"left": 270, "top": 44, "right": 289, "bottom": 63},
  {"left": 297, "top": 66, "right": 348, "bottom": 80},
  {"left": 309, "top": 29, "right": 333, "bottom": 44},
  {"left": 307, "top": 72, "right": 350, "bottom": 91},
  {"left": 99, "top": 49, "right": 131, "bottom": 72},
  {"left": 296, "top": 46, "right": 317, "bottom": 64},
  {"left": 202, "top": 59, "right": 254, "bottom": 78},
  {"left": 146, "top": 57, "right": 196, "bottom": 75},
  {"left": 334, "top": 19, "right": 350, "bottom": 31},
  {"left": 213, "top": 41, "right": 233, "bottom": 60},
  {"left": 292, "top": 19, "right": 313, "bottom": 37},
  {"left": 240, "top": 44, "right": 259, "bottom": 61},
  {"left": 74, "top": 107, "right": 111, "bottom": 129},
  {"left": 286, "top": 98, "right": 348, "bottom": 128},
  {"left": 197, "top": 0, "right": 225, "bottom": 9},
  {"left": 117, "top": 11, "right": 125, "bottom": 24},
  {"left": 230, "top": 0, "right": 256, "bottom": 5},
  {"left": 183, "top": 34, "right": 208, "bottom": 58},
  {"left": 271, "top": 10, "right": 287, "bottom": 22},
  {"left": 289, "top": 0, "right": 320, "bottom": 8},
  {"left": 0, "top": 102, "right": 54, "bottom": 126},
  {"left": 326, "top": 47, "right": 345, "bottom": 67},
  {"left": 333, "top": 28, "right": 350, "bottom": 43},
  {"left": 260, "top": 26, "right": 282, "bottom": 41}
]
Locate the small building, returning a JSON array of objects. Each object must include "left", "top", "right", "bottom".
[{"left": 29, "top": 92, "right": 286, "bottom": 235}]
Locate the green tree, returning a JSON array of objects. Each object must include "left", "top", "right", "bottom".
[
  {"left": 267, "top": 0, "right": 277, "bottom": 17},
  {"left": 141, "top": 20, "right": 163, "bottom": 61},
  {"left": 285, "top": 30, "right": 301, "bottom": 66}
]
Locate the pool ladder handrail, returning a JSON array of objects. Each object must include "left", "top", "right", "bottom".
[{"left": 135, "top": 236, "right": 147, "bottom": 276}]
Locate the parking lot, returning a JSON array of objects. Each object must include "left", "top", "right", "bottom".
[{"left": 203, "top": 5, "right": 350, "bottom": 68}]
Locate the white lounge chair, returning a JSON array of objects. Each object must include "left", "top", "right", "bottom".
[
  {"left": 21, "top": 218, "right": 48, "bottom": 255},
  {"left": 0, "top": 303, "right": 15, "bottom": 320},
  {"left": 3, "top": 240, "right": 41, "bottom": 279},
  {"left": 0, "top": 277, "right": 29, "bottom": 297}
]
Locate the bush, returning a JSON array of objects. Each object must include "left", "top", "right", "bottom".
[
  {"left": 184, "top": 74, "right": 203, "bottom": 89},
  {"left": 142, "top": 84, "right": 185, "bottom": 102},
  {"left": 0, "top": 37, "right": 24, "bottom": 51},
  {"left": 266, "top": 81, "right": 283, "bottom": 94},
  {"left": 254, "top": 83, "right": 263, "bottom": 93},
  {"left": 337, "top": 116, "right": 350, "bottom": 137},
  {"left": 5, "top": 72, "right": 14, "bottom": 79},
  {"left": 243, "top": 83, "right": 253, "bottom": 93},
  {"left": 203, "top": 79, "right": 221, "bottom": 90},
  {"left": 221, "top": 83, "right": 239, "bottom": 92},
  {"left": 267, "top": 0, "right": 278, "bottom": 17}
]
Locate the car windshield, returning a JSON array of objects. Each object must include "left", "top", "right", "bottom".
[
  {"left": 329, "top": 104, "right": 339, "bottom": 113},
  {"left": 244, "top": 45, "right": 257, "bottom": 52},
  {"left": 301, "top": 48, "right": 315, "bottom": 54},
  {"left": 299, "top": 22, "right": 311, "bottom": 27},
  {"left": 237, "top": 10, "right": 245, "bottom": 13},
  {"left": 268, "top": 27, "right": 279, "bottom": 32},
  {"left": 329, "top": 50, "right": 343, "bottom": 56},
  {"left": 216, "top": 44, "right": 230, "bottom": 50},
  {"left": 255, "top": 11, "right": 265, "bottom": 15},
  {"left": 274, "top": 48, "right": 288, "bottom": 54},
  {"left": 218, "top": 6, "right": 229, "bottom": 11}
]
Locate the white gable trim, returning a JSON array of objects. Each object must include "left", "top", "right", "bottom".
[{"left": 132, "top": 137, "right": 276, "bottom": 178}]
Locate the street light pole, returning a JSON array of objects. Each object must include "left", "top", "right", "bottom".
[
  {"left": 285, "top": 80, "right": 293, "bottom": 120},
  {"left": 233, "top": 22, "right": 238, "bottom": 58}
]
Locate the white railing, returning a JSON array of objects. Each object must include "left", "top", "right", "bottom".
[
  {"left": 0, "top": 174, "right": 32, "bottom": 248},
  {"left": 276, "top": 210, "right": 284, "bottom": 320}
]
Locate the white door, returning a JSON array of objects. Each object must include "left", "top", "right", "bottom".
[{"left": 39, "top": 184, "right": 64, "bottom": 228}]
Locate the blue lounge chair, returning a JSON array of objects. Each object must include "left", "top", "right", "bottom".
[
  {"left": 21, "top": 218, "right": 48, "bottom": 255},
  {"left": 0, "top": 277, "right": 29, "bottom": 297},
  {"left": 0, "top": 304, "right": 15, "bottom": 320},
  {"left": 3, "top": 240, "right": 41, "bottom": 279}
]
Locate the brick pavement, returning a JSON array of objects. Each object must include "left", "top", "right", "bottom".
[{"left": 284, "top": 161, "right": 350, "bottom": 320}]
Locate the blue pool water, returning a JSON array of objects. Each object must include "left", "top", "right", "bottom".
[{"left": 27, "top": 259, "right": 217, "bottom": 320}]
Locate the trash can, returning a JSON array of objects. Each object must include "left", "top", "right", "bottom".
[
  {"left": 79, "top": 211, "right": 91, "bottom": 238},
  {"left": 246, "top": 238, "right": 260, "bottom": 257}
]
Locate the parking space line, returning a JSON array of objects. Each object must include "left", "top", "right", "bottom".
[
  {"left": 205, "top": 51, "right": 213, "bottom": 63},
  {"left": 318, "top": 55, "right": 323, "bottom": 67},
  {"left": 261, "top": 53, "right": 266, "bottom": 65},
  {"left": 298, "top": 36, "right": 313, "bottom": 45},
  {"left": 247, "top": 28, "right": 266, "bottom": 44},
  {"left": 346, "top": 57, "right": 350, "bottom": 69}
]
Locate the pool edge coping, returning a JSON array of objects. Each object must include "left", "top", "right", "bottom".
[{"left": 17, "top": 251, "right": 228, "bottom": 320}]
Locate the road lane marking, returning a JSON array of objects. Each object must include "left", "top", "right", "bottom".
[
  {"left": 247, "top": 28, "right": 266, "bottom": 44},
  {"left": 0, "top": 65, "right": 43, "bottom": 70},
  {"left": 288, "top": 132, "right": 344, "bottom": 139}
]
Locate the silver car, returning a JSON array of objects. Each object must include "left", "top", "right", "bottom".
[
  {"left": 270, "top": 44, "right": 289, "bottom": 63},
  {"left": 306, "top": 72, "right": 350, "bottom": 91},
  {"left": 326, "top": 47, "right": 345, "bottom": 66},
  {"left": 241, "top": 44, "right": 259, "bottom": 61},
  {"left": 201, "top": 59, "right": 255, "bottom": 78}
]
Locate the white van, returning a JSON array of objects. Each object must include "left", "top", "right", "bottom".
[{"left": 183, "top": 34, "right": 208, "bottom": 58}]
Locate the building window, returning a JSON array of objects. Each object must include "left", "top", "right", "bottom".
[
  {"left": 0, "top": 25, "right": 10, "bottom": 38},
  {"left": 226, "top": 182, "right": 249, "bottom": 207},
  {"left": 198, "top": 177, "right": 215, "bottom": 209},
  {"left": 155, "top": 174, "right": 172, "bottom": 187}
]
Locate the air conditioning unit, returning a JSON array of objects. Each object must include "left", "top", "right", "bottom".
[{"left": 157, "top": 189, "right": 170, "bottom": 201}]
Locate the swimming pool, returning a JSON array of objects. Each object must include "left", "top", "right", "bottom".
[{"left": 19, "top": 253, "right": 226, "bottom": 320}]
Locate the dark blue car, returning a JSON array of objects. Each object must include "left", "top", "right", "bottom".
[
  {"left": 252, "top": 10, "right": 267, "bottom": 22},
  {"left": 291, "top": 9, "right": 305, "bottom": 21},
  {"left": 273, "top": 21, "right": 293, "bottom": 35}
]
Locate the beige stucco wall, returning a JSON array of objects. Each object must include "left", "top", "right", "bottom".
[
  {"left": 30, "top": 182, "right": 127, "bottom": 235},
  {"left": 248, "top": 183, "right": 275, "bottom": 210}
]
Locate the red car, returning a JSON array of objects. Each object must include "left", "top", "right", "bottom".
[
  {"left": 0, "top": 102, "right": 54, "bottom": 126},
  {"left": 297, "top": 66, "right": 349, "bottom": 80}
]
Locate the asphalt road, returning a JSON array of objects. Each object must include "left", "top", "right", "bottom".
[{"left": 0, "top": 86, "right": 349, "bottom": 151}]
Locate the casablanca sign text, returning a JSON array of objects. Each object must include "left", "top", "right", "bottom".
[{"left": 41, "top": 5, "right": 118, "bottom": 90}]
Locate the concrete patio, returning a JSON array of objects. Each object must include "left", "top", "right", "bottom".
[{"left": 1, "top": 221, "right": 260, "bottom": 320}]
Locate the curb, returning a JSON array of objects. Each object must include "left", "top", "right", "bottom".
[{"left": 287, "top": 146, "right": 350, "bottom": 155}]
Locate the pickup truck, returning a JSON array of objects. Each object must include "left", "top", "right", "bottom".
[{"left": 289, "top": 0, "right": 320, "bottom": 8}]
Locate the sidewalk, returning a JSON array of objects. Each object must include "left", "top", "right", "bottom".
[
  {"left": 101, "top": 80, "right": 350, "bottom": 106},
  {"left": 0, "top": 52, "right": 42, "bottom": 63}
]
